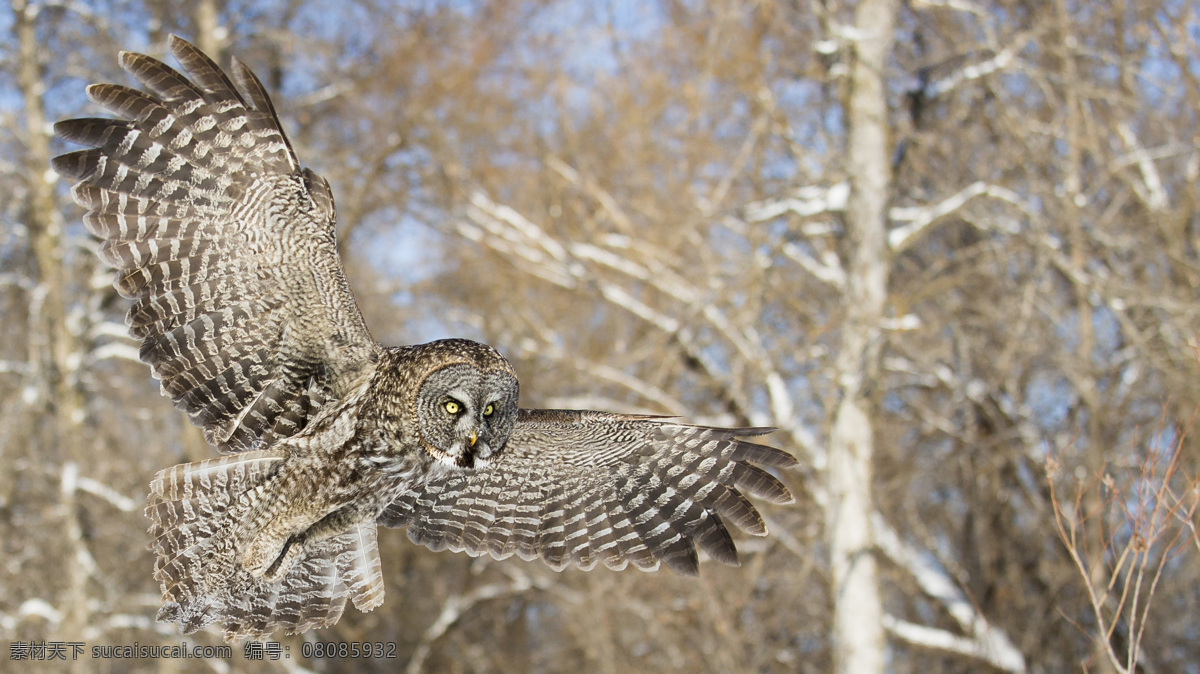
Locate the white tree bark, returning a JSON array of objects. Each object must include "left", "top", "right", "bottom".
[
  {"left": 827, "top": 1, "right": 898, "bottom": 672},
  {"left": 14, "top": 0, "right": 92, "bottom": 642}
]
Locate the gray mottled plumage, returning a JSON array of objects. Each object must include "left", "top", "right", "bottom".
[{"left": 53, "top": 36, "right": 798, "bottom": 642}]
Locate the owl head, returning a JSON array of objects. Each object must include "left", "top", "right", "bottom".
[{"left": 412, "top": 339, "right": 519, "bottom": 470}]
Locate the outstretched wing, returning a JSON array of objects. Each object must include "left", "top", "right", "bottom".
[
  {"left": 53, "top": 36, "right": 377, "bottom": 453},
  {"left": 379, "top": 409, "right": 797, "bottom": 575},
  {"left": 146, "top": 452, "right": 385, "bottom": 641}
]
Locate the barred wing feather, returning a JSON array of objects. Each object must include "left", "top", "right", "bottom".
[
  {"left": 145, "top": 453, "right": 385, "bottom": 641},
  {"left": 52, "top": 36, "right": 377, "bottom": 453},
  {"left": 380, "top": 409, "right": 797, "bottom": 575}
]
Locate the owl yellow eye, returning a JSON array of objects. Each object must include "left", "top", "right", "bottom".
[
  {"left": 444, "top": 400, "right": 460, "bottom": 415},
  {"left": 483, "top": 403, "right": 495, "bottom": 417}
]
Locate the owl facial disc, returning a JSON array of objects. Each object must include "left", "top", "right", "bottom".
[{"left": 416, "top": 362, "right": 519, "bottom": 470}]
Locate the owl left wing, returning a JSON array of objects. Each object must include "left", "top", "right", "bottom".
[
  {"left": 378, "top": 409, "right": 797, "bottom": 575},
  {"left": 52, "top": 36, "right": 379, "bottom": 453}
]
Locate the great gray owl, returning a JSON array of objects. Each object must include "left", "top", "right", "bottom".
[{"left": 52, "top": 36, "right": 797, "bottom": 642}]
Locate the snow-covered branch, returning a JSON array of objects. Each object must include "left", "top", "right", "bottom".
[
  {"left": 0, "top": 360, "right": 30, "bottom": 374},
  {"left": 87, "top": 321, "right": 132, "bottom": 340},
  {"left": 888, "top": 182, "right": 1029, "bottom": 251},
  {"left": 510, "top": 336, "right": 687, "bottom": 415},
  {"left": 884, "top": 615, "right": 1020, "bottom": 669},
  {"left": 546, "top": 157, "right": 635, "bottom": 233},
  {"left": 874, "top": 514, "right": 1027, "bottom": 673},
  {"left": 464, "top": 191, "right": 819, "bottom": 463},
  {"left": 74, "top": 475, "right": 137, "bottom": 512},
  {"left": 14, "top": 598, "right": 62, "bottom": 628},
  {"left": 571, "top": 241, "right": 699, "bottom": 305},
  {"left": 404, "top": 573, "right": 540, "bottom": 674},
  {"left": 88, "top": 342, "right": 142, "bottom": 365},
  {"left": 59, "top": 463, "right": 99, "bottom": 579},
  {"left": 746, "top": 182, "right": 849, "bottom": 222},
  {"left": 0, "top": 272, "right": 35, "bottom": 290},
  {"left": 461, "top": 191, "right": 582, "bottom": 288},
  {"left": 926, "top": 43, "right": 1019, "bottom": 98},
  {"left": 292, "top": 79, "right": 355, "bottom": 108},
  {"left": 470, "top": 191, "right": 573, "bottom": 264},
  {"left": 750, "top": 178, "right": 1031, "bottom": 266},
  {"left": 782, "top": 242, "right": 845, "bottom": 289},
  {"left": 911, "top": 0, "right": 988, "bottom": 18},
  {"left": 1115, "top": 122, "right": 1169, "bottom": 212}
]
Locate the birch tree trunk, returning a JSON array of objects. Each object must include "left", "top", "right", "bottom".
[
  {"left": 827, "top": 1, "right": 897, "bottom": 671},
  {"left": 193, "top": 0, "right": 222, "bottom": 63},
  {"left": 13, "top": 0, "right": 90, "bottom": 643}
]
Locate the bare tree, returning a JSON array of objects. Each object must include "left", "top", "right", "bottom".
[
  {"left": 823, "top": 0, "right": 897, "bottom": 670},
  {"left": 3, "top": 1, "right": 1199, "bottom": 672},
  {"left": 11, "top": 0, "right": 94, "bottom": 645},
  {"left": 1049, "top": 410, "right": 1200, "bottom": 674}
]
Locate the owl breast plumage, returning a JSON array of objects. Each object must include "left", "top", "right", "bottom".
[{"left": 53, "top": 35, "right": 798, "bottom": 642}]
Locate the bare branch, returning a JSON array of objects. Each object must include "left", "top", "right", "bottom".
[
  {"left": 0, "top": 361, "right": 30, "bottom": 375},
  {"left": 911, "top": 0, "right": 989, "bottom": 18},
  {"left": 874, "top": 514, "right": 1027, "bottom": 673},
  {"left": 546, "top": 157, "right": 636, "bottom": 234},
  {"left": 926, "top": 42, "right": 1021, "bottom": 97},
  {"left": 87, "top": 342, "right": 142, "bottom": 365},
  {"left": 1115, "top": 122, "right": 1169, "bottom": 212},
  {"left": 464, "top": 191, "right": 819, "bottom": 464},
  {"left": 74, "top": 475, "right": 137, "bottom": 513},
  {"left": 888, "top": 182, "right": 1030, "bottom": 251},
  {"left": 404, "top": 575, "right": 536, "bottom": 674},
  {"left": 745, "top": 182, "right": 849, "bottom": 222},
  {"left": 16, "top": 598, "right": 62, "bottom": 627},
  {"left": 1046, "top": 407, "right": 1200, "bottom": 674},
  {"left": 0, "top": 272, "right": 35, "bottom": 290},
  {"left": 884, "top": 615, "right": 1025, "bottom": 673},
  {"left": 782, "top": 242, "right": 845, "bottom": 289}
]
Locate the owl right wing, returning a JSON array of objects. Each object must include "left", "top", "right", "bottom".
[
  {"left": 53, "top": 36, "right": 378, "bottom": 453},
  {"left": 379, "top": 409, "right": 798, "bottom": 575}
]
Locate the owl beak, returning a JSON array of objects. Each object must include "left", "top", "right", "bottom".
[{"left": 468, "top": 431, "right": 477, "bottom": 448}]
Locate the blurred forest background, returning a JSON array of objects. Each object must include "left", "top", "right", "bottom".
[{"left": 2, "top": 0, "right": 1200, "bottom": 672}]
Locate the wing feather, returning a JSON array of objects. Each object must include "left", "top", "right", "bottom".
[
  {"left": 380, "top": 409, "right": 798, "bottom": 575},
  {"left": 54, "top": 35, "right": 377, "bottom": 453},
  {"left": 338, "top": 522, "right": 385, "bottom": 612}
]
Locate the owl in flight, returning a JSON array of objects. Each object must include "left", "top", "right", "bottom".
[{"left": 53, "top": 36, "right": 797, "bottom": 642}]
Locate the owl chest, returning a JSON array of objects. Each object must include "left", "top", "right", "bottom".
[{"left": 304, "top": 440, "right": 432, "bottom": 516}]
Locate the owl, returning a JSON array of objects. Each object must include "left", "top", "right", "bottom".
[{"left": 52, "top": 36, "right": 798, "bottom": 642}]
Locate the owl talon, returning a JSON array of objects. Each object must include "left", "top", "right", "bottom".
[
  {"left": 243, "top": 533, "right": 301, "bottom": 580},
  {"left": 263, "top": 538, "right": 304, "bottom": 583}
]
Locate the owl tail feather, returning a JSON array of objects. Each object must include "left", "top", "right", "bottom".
[{"left": 145, "top": 451, "right": 385, "bottom": 642}]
